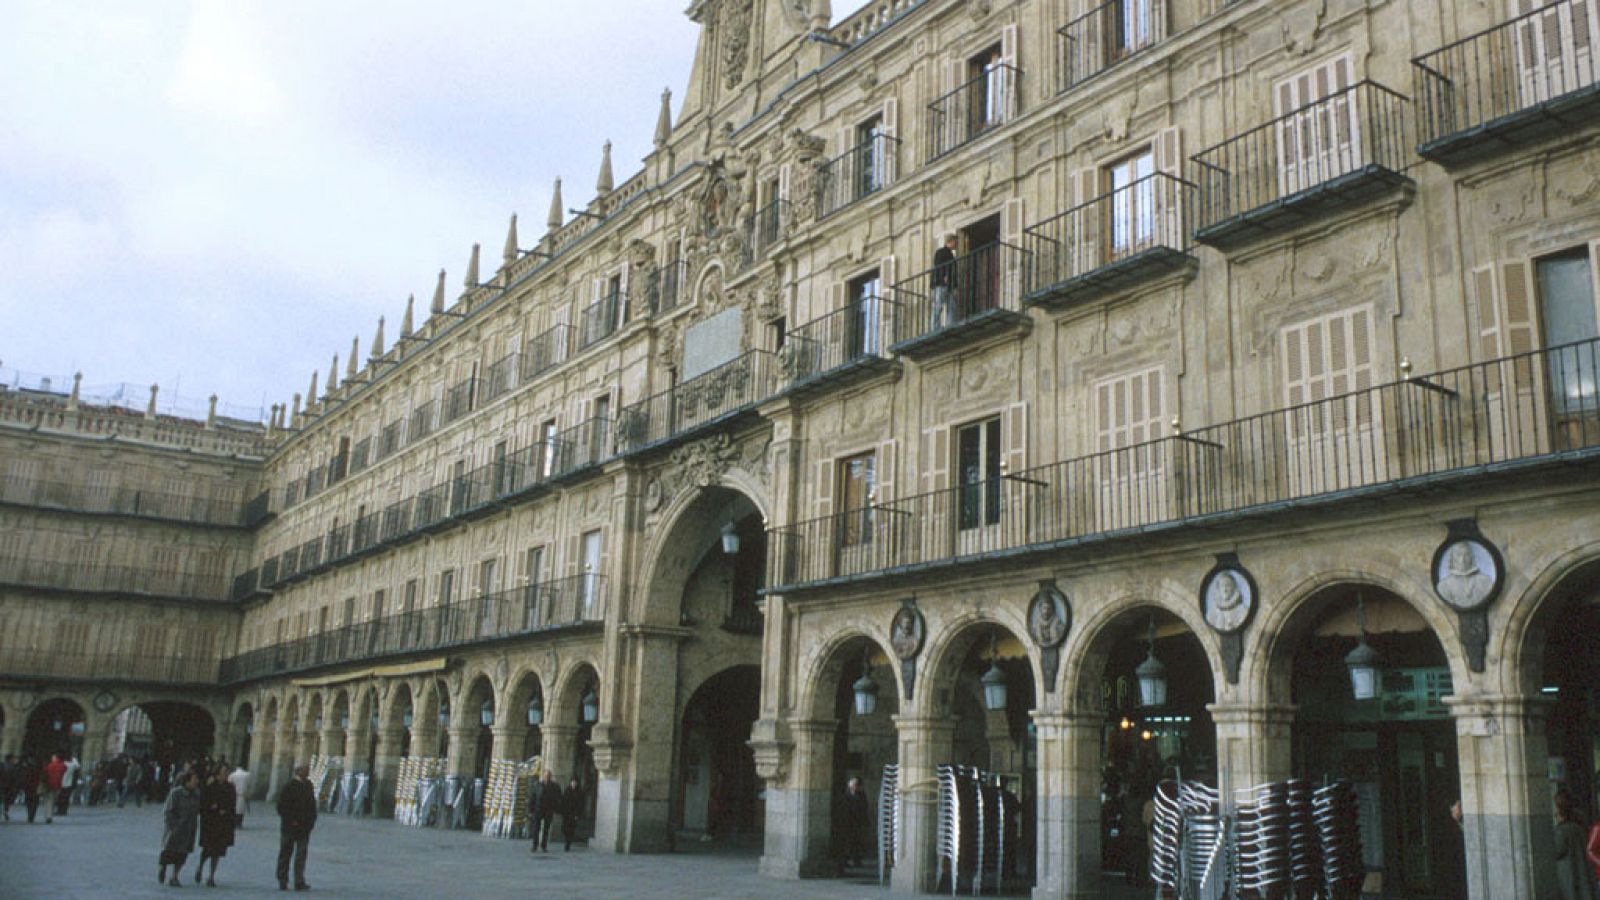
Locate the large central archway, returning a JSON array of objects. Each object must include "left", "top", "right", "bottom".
[{"left": 675, "top": 665, "right": 762, "bottom": 844}]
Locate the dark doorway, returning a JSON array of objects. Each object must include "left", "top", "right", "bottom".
[
  {"left": 23, "top": 699, "right": 86, "bottom": 762},
  {"left": 676, "top": 665, "right": 762, "bottom": 848}
]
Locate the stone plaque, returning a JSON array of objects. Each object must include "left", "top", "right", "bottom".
[{"left": 683, "top": 308, "right": 742, "bottom": 380}]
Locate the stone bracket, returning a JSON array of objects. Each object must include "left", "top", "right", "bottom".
[
  {"left": 587, "top": 722, "right": 633, "bottom": 778},
  {"left": 1457, "top": 608, "right": 1488, "bottom": 673},
  {"left": 1221, "top": 632, "right": 1244, "bottom": 685},
  {"left": 748, "top": 717, "right": 794, "bottom": 783}
]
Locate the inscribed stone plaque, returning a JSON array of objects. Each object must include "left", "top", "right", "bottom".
[{"left": 683, "top": 308, "right": 742, "bottom": 380}]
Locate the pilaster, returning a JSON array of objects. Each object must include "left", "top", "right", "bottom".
[
  {"left": 889, "top": 715, "right": 956, "bottom": 894},
  {"left": 1447, "top": 693, "right": 1557, "bottom": 900}
]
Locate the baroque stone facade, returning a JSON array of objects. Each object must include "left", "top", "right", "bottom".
[{"left": 5, "top": 1, "right": 1600, "bottom": 897}]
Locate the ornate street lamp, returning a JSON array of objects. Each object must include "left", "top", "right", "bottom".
[
  {"left": 339, "top": 712, "right": 350, "bottom": 730},
  {"left": 527, "top": 690, "right": 544, "bottom": 726},
  {"left": 721, "top": 521, "right": 741, "bottom": 555},
  {"left": 581, "top": 687, "right": 600, "bottom": 724},
  {"left": 852, "top": 647, "right": 879, "bottom": 717},
  {"left": 313, "top": 714, "right": 323, "bottom": 731},
  {"left": 1346, "top": 591, "right": 1380, "bottom": 701},
  {"left": 402, "top": 706, "right": 414, "bottom": 729},
  {"left": 437, "top": 698, "right": 451, "bottom": 730},
  {"left": 1136, "top": 616, "right": 1168, "bottom": 709},
  {"left": 981, "top": 634, "right": 1009, "bottom": 712},
  {"left": 479, "top": 700, "right": 495, "bottom": 728}
]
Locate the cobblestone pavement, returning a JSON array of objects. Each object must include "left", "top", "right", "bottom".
[{"left": 0, "top": 804, "right": 885, "bottom": 900}]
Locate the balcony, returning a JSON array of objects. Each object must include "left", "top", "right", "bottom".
[
  {"left": 1414, "top": 0, "right": 1600, "bottom": 166},
  {"left": 615, "top": 351, "right": 779, "bottom": 456},
  {"left": 1193, "top": 80, "right": 1413, "bottom": 251},
  {"left": 779, "top": 300, "right": 899, "bottom": 399},
  {"left": 816, "top": 134, "right": 901, "bottom": 218},
  {"left": 1, "top": 649, "right": 221, "bottom": 686},
  {"left": 577, "top": 292, "right": 624, "bottom": 351},
  {"left": 481, "top": 352, "right": 518, "bottom": 405},
  {"left": 1023, "top": 171, "right": 1196, "bottom": 310},
  {"left": 549, "top": 416, "right": 613, "bottom": 480},
  {"left": 888, "top": 241, "right": 1031, "bottom": 360},
  {"left": 1057, "top": 0, "right": 1166, "bottom": 93},
  {"left": 644, "top": 260, "right": 689, "bottom": 316},
  {"left": 0, "top": 556, "right": 231, "bottom": 601},
  {"left": 376, "top": 417, "right": 405, "bottom": 462},
  {"left": 219, "top": 572, "right": 608, "bottom": 684},
  {"left": 0, "top": 473, "right": 258, "bottom": 528},
  {"left": 442, "top": 376, "right": 477, "bottom": 425},
  {"left": 521, "top": 324, "right": 571, "bottom": 382},
  {"left": 926, "top": 63, "right": 1022, "bottom": 161},
  {"left": 408, "top": 400, "right": 438, "bottom": 442},
  {"left": 770, "top": 338, "right": 1600, "bottom": 591},
  {"left": 743, "top": 200, "right": 789, "bottom": 269}
]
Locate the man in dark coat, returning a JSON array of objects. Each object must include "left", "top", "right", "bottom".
[
  {"left": 930, "top": 234, "right": 958, "bottom": 328},
  {"left": 528, "top": 770, "right": 562, "bottom": 852},
  {"left": 560, "top": 778, "right": 583, "bottom": 851},
  {"left": 0, "top": 754, "right": 16, "bottom": 821},
  {"left": 276, "top": 764, "right": 317, "bottom": 891},
  {"left": 840, "top": 777, "right": 871, "bottom": 870}
]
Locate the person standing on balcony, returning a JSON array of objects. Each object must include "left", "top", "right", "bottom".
[
  {"left": 931, "top": 234, "right": 958, "bottom": 329},
  {"left": 40, "top": 753, "right": 65, "bottom": 824}
]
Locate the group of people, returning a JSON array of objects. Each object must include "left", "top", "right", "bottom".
[
  {"left": 527, "top": 770, "right": 583, "bottom": 853},
  {"left": 157, "top": 763, "right": 241, "bottom": 888},
  {"left": 0, "top": 752, "right": 94, "bottom": 823}
]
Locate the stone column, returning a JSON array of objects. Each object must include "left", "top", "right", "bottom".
[
  {"left": 319, "top": 727, "right": 342, "bottom": 768},
  {"left": 889, "top": 715, "right": 955, "bottom": 894},
  {"left": 539, "top": 725, "right": 579, "bottom": 780},
  {"left": 1207, "top": 702, "right": 1296, "bottom": 799},
  {"left": 445, "top": 725, "right": 477, "bottom": 778},
  {"left": 757, "top": 718, "right": 838, "bottom": 879},
  {"left": 266, "top": 729, "right": 298, "bottom": 801},
  {"left": 490, "top": 725, "right": 521, "bottom": 761},
  {"left": 1448, "top": 693, "right": 1557, "bottom": 900},
  {"left": 1031, "top": 710, "right": 1104, "bottom": 899},
  {"left": 342, "top": 721, "right": 371, "bottom": 773},
  {"left": 369, "top": 724, "right": 406, "bottom": 817},
  {"left": 592, "top": 628, "right": 684, "bottom": 854}
]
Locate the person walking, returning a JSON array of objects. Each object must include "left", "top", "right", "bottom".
[
  {"left": 20, "top": 757, "right": 42, "bottom": 824},
  {"left": 61, "top": 754, "right": 81, "bottom": 812},
  {"left": 1556, "top": 789, "right": 1597, "bottom": 900},
  {"left": 839, "top": 776, "right": 871, "bottom": 871},
  {"left": 124, "top": 758, "right": 147, "bottom": 808},
  {"left": 159, "top": 770, "right": 202, "bottom": 887},
  {"left": 40, "top": 753, "right": 66, "bottom": 824},
  {"left": 276, "top": 764, "right": 317, "bottom": 891},
  {"left": 194, "top": 767, "right": 236, "bottom": 886},
  {"left": 528, "top": 770, "right": 562, "bottom": 853},
  {"left": 0, "top": 754, "right": 17, "bottom": 821},
  {"left": 560, "top": 778, "right": 583, "bottom": 852},
  {"left": 228, "top": 765, "right": 252, "bottom": 828}
]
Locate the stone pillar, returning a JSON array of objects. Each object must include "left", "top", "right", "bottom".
[
  {"left": 593, "top": 628, "right": 684, "bottom": 854},
  {"left": 1207, "top": 702, "right": 1296, "bottom": 800},
  {"left": 490, "top": 725, "right": 521, "bottom": 761},
  {"left": 889, "top": 716, "right": 955, "bottom": 894},
  {"left": 319, "top": 727, "right": 342, "bottom": 767},
  {"left": 757, "top": 718, "right": 838, "bottom": 879},
  {"left": 1032, "top": 710, "right": 1103, "bottom": 899},
  {"left": 266, "top": 729, "right": 298, "bottom": 801},
  {"left": 539, "top": 725, "right": 579, "bottom": 780},
  {"left": 1448, "top": 693, "right": 1557, "bottom": 900},
  {"left": 445, "top": 725, "right": 476, "bottom": 778},
  {"left": 342, "top": 721, "right": 371, "bottom": 773},
  {"left": 370, "top": 725, "right": 406, "bottom": 817}
]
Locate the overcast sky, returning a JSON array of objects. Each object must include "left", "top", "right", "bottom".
[{"left": 0, "top": 2, "right": 875, "bottom": 421}]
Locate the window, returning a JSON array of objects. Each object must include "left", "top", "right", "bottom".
[
  {"left": 848, "top": 270, "right": 882, "bottom": 358},
  {"left": 450, "top": 459, "right": 468, "bottom": 515},
  {"left": 1104, "top": 148, "right": 1156, "bottom": 259},
  {"left": 1281, "top": 306, "right": 1383, "bottom": 493},
  {"left": 1106, "top": 0, "right": 1157, "bottom": 64},
  {"left": 477, "top": 558, "right": 499, "bottom": 636},
  {"left": 522, "top": 546, "right": 546, "bottom": 629},
  {"left": 856, "top": 115, "right": 887, "bottom": 197},
  {"left": 968, "top": 44, "right": 1006, "bottom": 133},
  {"left": 1275, "top": 55, "right": 1359, "bottom": 196},
  {"left": 437, "top": 569, "right": 456, "bottom": 606},
  {"left": 580, "top": 530, "right": 603, "bottom": 616},
  {"left": 342, "top": 597, "right": 355, "bottom": 627},
  {"left": 1095, "top": 367, "right": 1165, "bottom": 473},
  {"left": 769, "top": 317, "right": 787, "bottom": 352},
  {"left": 540, "top": 418, "right": 558, "bottom": 478},
  {"left": 1535, "top": 249, "right": 1599, "bottom": 415},
  {"left": 590, "top": 394, "right": 611, "bottom": 462},
  {"left": 606, "top": 272, "right": 625, "bottom": 328},
  {"left": 838, "top": 452, "right": 877, "bottom": 546},
  {"left": 957, "top": 417, "right": 1003, "bottom": 530},
  {"left": 493, "top": 439, "right": 509, "bottom": 495}
]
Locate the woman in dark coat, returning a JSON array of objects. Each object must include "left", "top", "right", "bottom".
[
  {"left": 159, "top": 770, "right": 202, "bottom": 887},
  {"left": 1556, "top": 789, "right": 1597, "bottom": 900},
  {"left": 194, "top": 767, "right": 237, "bottom": 886}
]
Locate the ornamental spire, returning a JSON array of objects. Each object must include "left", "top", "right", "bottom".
[
  {"left": 371, "top": 316, "right": 386, "bottom": 359},
  {"left": 596, "top": 141, "right": 614, "bottom": 195},
  {"left": 346, "top": 337, "right": 359, "bottom": 379},
  {"left": 464, "top": 243, "right": 481, "bottom": 287},
  {"left": 400, "top": 295, "right": 415, "bottom": 338},
  {"left": 431, "top": 269, "right": 446, "bottom": 314},
  {"left": 547, "top": 178, "right": 564, "bottom": 231},
  {"left": 654, "top": 88, "right": 673, "bottom": 147},
  {"left": 327, "top": 353, "right": 339, "bottom": 396},
  {"left": 502, "top": 214, "right": 519, "bottom": 267}
]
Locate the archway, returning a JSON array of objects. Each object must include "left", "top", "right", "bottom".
[
  {"left": 234, "top": 704, "right": 255, "bottom": 768},
  {"left": 1272, "top": 582, "right": 1465, "bottom": 897},
  {"left": 23, "top": 698, "right": 86, "bottom": 762},
  {"left": 463, "top": 675, "right": 496, "bottom": 782},
  {"left": 107, "top": 702, "right": 216, "bottom": 768},
  {"left": 554, "top": 663, "right": 600, "bottom": 838},
  {"left": 505, "top": 671, "right": 547, "bottom": 762},
  {"left": 675, "top": 665, "right": 762, "bottom": 847},
  {"left": 810, "top": 634, "right": 901, "bottom": 879},
  {"left": 390, "top": 683, "right": 415, "bottom": 759},
  {"left": 304, "top": 694, "right": 325, "bottom": 759}
]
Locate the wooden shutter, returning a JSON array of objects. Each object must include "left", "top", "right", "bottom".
[
  {"left": 882, "top": 97, "right": 899, "bottom": 183},
  {"left": 1475, "top": 264, "right": 1503, "bottom": 368},
  {"left": 1000, "top": 24, "right": 1020, "bottom": 121},
  {"left": 565, "top": 534, "right": 580, "bottom": 579},
  {"left": 1001, "top": 402, "right": 1028, "bottom": 475},
  {"left": 877, "top": 439, "right": 897, "bottom": 504},
  {"left": 618, "top": 263, "right": 631, "bottom": 324},
  {"left": 815, "top": 458, "right": 835, "bottom": 519},
  {"left": 1076, "top": 167, "right": 1101, "bottom": 276},
  {"left": 1500, "top": 260, "right": 1538, "bottom": 358}
]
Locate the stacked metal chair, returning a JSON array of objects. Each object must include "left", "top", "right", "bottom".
[
  {"left": 877, "top": 764, "right": 900, "bottom": 886},
  {"left": 1149, "top": 780, "right": 1185, "bottom": 891},
  {"left": 1312, "top": 782, "right": 1364, "bottom": 899}
]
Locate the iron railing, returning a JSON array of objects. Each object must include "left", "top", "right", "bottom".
[
  {"left": 220, "top": 573, "right": 607, "bottom": 683},
  {"left": 522, "top": 324, "right": 570, "bottom": 381},
  {"left": 349, "top": 437, "right": 372, "bottom": 476},
  {"left": 0, "top": 555, "right": 231, "bottom": 600},
  {"left": 746, "top": 200, "right": 789, "bottom": 266},
  {"left": 443, "top": 377, "right": 477, "bottom": 425},
  {"left": 409, "top": 400, "right": 438, "bottom": 442},
  {"left": 889, "top": 241, "right": 1029, "bottom": 349},
  {"left": 0, "top": 474, "right": 254, "bottom": 527},
  {"left": 577, "top": 292, "right": 624, "bottom": 351},
  {"left": 615, "top": 351, "right": 779, "bottom": 455},
  {"left": 1192, "top": 80, "right": 1412, "bottom": 237},
  {"left": 817, "top": 134, "right": 901, "bottom": 217},
  {"left": 1057, "top": 0, "right": 1165, "bottom": 93},
  {"left": 242, "top": 490, "right": 272, "bottom": 528},
  {"left": 771, "top": 337, "right": 1600, "bottom": 588},
  {"left": 377, "top": 418, "right": 406, "bottom": 461},
  {"left": 1023, "top": 171, "right": 1194, "bottom": 302},
  {"left": 779, "top": 299, "right": 893, "bottom": 387},
  {"left": 550, "top": 416, "right": 613, "bottom": 478},
  {"left": 1413, "top": 0, "right": 1600, "bottom": 154},
  {"left": 645, "top": 260, "right": 689, "bottom": 316},
  {"left": 926, "top": 63, "right": 1022, "bottom": 161},
  {"left": 481, "top": 353, "right": 518, "bottom": 405},
  {"left": 0, "top": 649, "right": 221, "bottom": 685}
]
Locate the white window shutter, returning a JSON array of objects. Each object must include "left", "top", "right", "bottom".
[
  {"left": 1500, "top": 259, "right": 1538, "bottom": 357},
  {"left": 1001, "top": 402, "right": 1027, "bottom": 475},
  {"left": 619, "top": 262, "right": 631, "bottom": 323},
  {"left": 1474, "top": 264, "right": 1503, "bottom": 362},
  {"left": 815, "top": 458, "right": 835, "bottom": 519},
  {"left": 877, "top": 439, "right": 897, "bottom": 504},
  {"left": 882, "top": 97, "right": 900, "bottom": 183}
]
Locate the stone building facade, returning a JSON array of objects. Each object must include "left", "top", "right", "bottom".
[{"left": 5, "top": 0, "right": 1600, "bottom": 896}]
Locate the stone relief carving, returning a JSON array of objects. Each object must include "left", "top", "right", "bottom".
[
  {"left": 721, "top": 0, "right": 753, "bottom": 90},
  {"left": 648, "top": 433, "right": 740, "bottom": 513}
]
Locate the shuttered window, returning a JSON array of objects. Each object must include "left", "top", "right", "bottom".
[
  {"left": 1281, "top": 306, "right": 1375, "bottom": 435},
  {"left": 1095, "top": 367, "right": 1165, "bottom": 475},
  {"left": 1275, "top": 54, "right": 1359, "bottom": 195}
]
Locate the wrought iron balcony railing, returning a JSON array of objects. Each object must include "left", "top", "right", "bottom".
[
  {"left": 770, "top": 337, "right": 1600, "bottom": 590},
  {"left": 577, "top": 292, "right": 625, "bottom": 351},
  {"left": 644, "top": 260, "right": 689, "bottom": 316},
  {"left": 1192, "top": 80, "right": 1412, "bottom": 249},
  {"left": 1057, "top": 0, "right": 1166, "bottom": 92},
  {"left": 522, "top": 324, "right": 571, "bottom": 381},
  {"left": 409, "top": 399, "right": 438, "bottom": 442},
  {"left": 615, "top": 351, "right": 779, "bottom": 456},
  {"left": 443, "top": 376, "right": 477, "bottom": 425},
  {"left": 0, "top": 555, "right": 231, "bottom": 601},
  {"left": 1023, "top": 171, "right": 1196, "bottom": 308},
  {"left": 1413, "top": 0, "right": 1600, "bottom": 164},
  {"left": 481, "top": 352, "right": 518, "bottom": 405},
  {"left": 0, "top": 474, "right": 256, "bottom": 527},
  {"left": 926, "top": 63, "right": 1022, "bottom": 161},
  {"left": 550, "top": 416, "right": 613, "bottom": 478},
  {"left": 220, "top": 572, "right": 607, "bottom": 683},
  {"left": 888, "top": 241, "right": 1031, "bottom": 358},
  {"left": 1, "top": 649, "right": 221, "bottom": 685},
  {"left": 817, "top": 134, "right": 901, "bottom": 217},
  {"left": 377, "top": 417, "right": 406, "bottom": 462},
  {"left": 744, "top": 200, "right": 789, "bottom": 268},
  {"left": 779, "top": 298, "right": 898, "bottom": 397}
]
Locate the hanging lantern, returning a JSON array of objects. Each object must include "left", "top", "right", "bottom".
[
  {"left": 720, "top": 521, "right": 741, "bottom": 555},
  {"left": 402, "top": 707, "right": 414, "bottom": 729},
  {"left": 245, "top": 721, "right": 254, "bottom": 736},
  {"left": 852, "top": 648, "right": 879, "bottom": 716},
  {"left": 313, "top": 714, "right": 323, "bottom": 730},
  {"left": 339, "top": 713, "right": 350, "bottom": 730},
  {"left": 981, "top": 634, "right": 1009, "bottom": 712},
  {"left": 527, "top": 692, "right": 544, "bottom": 726},
  {"left": 1346, "top": 590, "right": 1380, "bottom": 701},
  {"left": 437, "top": 699, "right": 450, "bottom": 730},
  {"left": 1136, "top": 616, "right": 1168, "bottom": 709},
  {"left": 479, "top": 700, "right": 494, "bottom": 728},
  {"left": 581, "top": 687, "right": 600, "bottom": 724}
]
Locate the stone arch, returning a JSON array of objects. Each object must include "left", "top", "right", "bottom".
[
  {"left": 100, "top": 697, "right": 219, "bottom": 764},
  {"left": 502, "top": 667, "right": 549, "bottom": 761},
  {"left": 799, "top": 626, "right": 900, "bottom": 722},
  {"left": 1499, "top": 541, "right": 1600, "bottom": 696},
  {"left": 634, "top": 481, "right": 770, "bottom": 627},
  {"left": 918, "top": 607, "right": 1042, "bottom": 718},
  {"left": 22, "top": 696, "right": 87, "bottom": 761},
  {"left": 550, "top": 660, "right": 602, "bottom": 728},
  {"left": 1058, "top": 586, "right": 1225, "bottom": 713}
]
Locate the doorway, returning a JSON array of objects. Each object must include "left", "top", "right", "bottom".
[{"left": 676, "top": 665, "right": 762, "bottom": 848}]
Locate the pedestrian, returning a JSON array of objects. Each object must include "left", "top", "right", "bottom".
[
  {"left": 20, "top": 757, "right": 42, "bottom": 824},
  {"left": 159, "top": 770, "right": 202, "bottom": 887},
  {"left": 930, "top": 233, "right": 958, "bottom": 329},
  {"left": 561, "top": 778, "right": 582, "bottom": 851},
  {"left": 59, "top": 754, "right": 80, "bottom": 814},
  {"left": 124, "top": 758, "right": 147, "bottom": 808},
  {"left": 276, "top": 763, "right": 317, "bottom": 892},
  {"left": 1586, "top": 810, "right": 1600, "bottom": 894},
  {"left": 1556, "top": 789, "right": 1596, "bottom": 900},
  {"left": 41, "top": 753, "right": 66, "bottom": 824},
  {"left": 194, "top": 767, "right": 236, "bottom": 886},
  {"left": 228, "top": 765, "right": 252, "bottom": 828},
  {"left": 528, "top": 769, "right": 562, "bottom": 853},
  {"left": 0, "top": 754, "right": 17, "bottom": 821},
  {"left": 839, "top": 776, "right": 871, "bottom": 871}
]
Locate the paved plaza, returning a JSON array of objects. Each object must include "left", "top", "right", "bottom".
[{"left": 0, "top": 805, "right": 886, "bottom": 900}]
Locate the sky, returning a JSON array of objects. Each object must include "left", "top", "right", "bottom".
[{"left": 0, "top": 1, "right": 863, "bottom": 422}]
